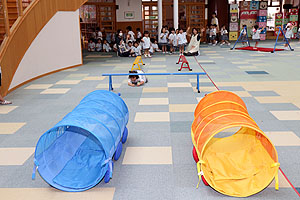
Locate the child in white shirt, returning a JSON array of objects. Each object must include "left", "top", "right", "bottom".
[
  {"left": 132, "top": 42, "right": 142, "bottom": 57},
  {"left": 168, "top": 28, "right": 176, "bottom": 54},
  {"left": 126, "top": 26, "right": 135, "bottom": 42},
  {"left": 88, "top": 39, "right": 95, "bottom": 52},
  {"left": 136, "top": 28, "right": 142, "bottom": 39},
  {"left": 96, "top": 39, "right": 102, "bottom": 52},
  {"left": 285, "top": 23, "right": 294, "bottom": 49},
  {"left": 102, "top": 39, "right": 111, "bottom": 52},
  {"left": 160, "top": 27, "right": 169, "bottom": 53},
  {"left": 177, "top": 27, "right": 189, "bottom": 55},
  {"left": 152, "top": 39, "right": 161, "bottom": 52},
  {"left": 252, "top": 25, "right": 263, "bottom": 49},
  {"left": 141, "top": 31, "right": 151, "bottom": 58},
  {"left": 128, "top": 70, "right": 147, "bottom": 87},
  {"left": 96, "top": 27, "right": 103, "bottom": 40},
  {"left": 220, "top": 25, "right": 230, "bottom": 46},
  {"left": 209, "top": 24, "right": 217, "bottom": 46}
]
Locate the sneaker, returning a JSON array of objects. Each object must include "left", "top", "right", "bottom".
[
  {"left": 213, "top": 44, "right": 216, "bottom": 46},
  {"left": 228, "top": 43, "right": 231, "bottom": 46},
  {"left": 208, "top": 43, "right": 212, "bottom": 45},
  {"left": 163, "top": 52, "right": 165, "bottom": 54},
  {"left": 169, "top": 52, "right": 173, "bottom": 55},
  {"left": 144, "top": 54, "right": 148, "bottom": 58},
  {"left": 148, "top": 54, "right": 152, "bottom": 58},
  {"left": 220, "top": 43, "right": 224, "bottom": 46}
]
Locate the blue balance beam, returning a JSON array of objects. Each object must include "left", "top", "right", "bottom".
[{"left": 102, "top": 72, "right": 207, "bottom": 93}]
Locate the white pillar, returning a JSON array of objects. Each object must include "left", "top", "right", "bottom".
[
  {"left": 158, "top": 0, "right": 163, "bottom": 33},
  {"left": 173, "top": 0, "right": 179, "bottom": 29}
]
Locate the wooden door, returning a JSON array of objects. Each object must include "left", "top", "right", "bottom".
[{"left": 143, "top": 4, "right": 158, "bottom": 37}]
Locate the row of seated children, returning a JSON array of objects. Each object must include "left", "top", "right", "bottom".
[
  {"left": 117, "top": 32, "right": 161, "bottom": 58},
  {"left": 88, "top": 39, "right": 112, "bottom": 52},
  {"left": 205, "top": 24, "right": 230, "bottom": 46}
]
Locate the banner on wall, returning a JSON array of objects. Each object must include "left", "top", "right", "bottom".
[{"left": 240, "top": 10, "right": 258, "bottom": 19}]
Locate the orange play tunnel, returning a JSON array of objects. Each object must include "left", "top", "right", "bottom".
[{"left": 191, "top": 91, "right": 280, "bottom": 197}]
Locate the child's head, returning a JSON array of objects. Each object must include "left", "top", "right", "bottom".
[
  {"left": 97, "top": 39, "right": 102, "bottom": 43},
  {"left": 129, "top": 71, "right": 139, "bottom": 82},
  {"left": 126, "top": 26, "right": 132, "bottom": 31},
  {"left": 136, "top": 28, "right": 141, "bottom": 32},
  {"left": 133, "top": 41, "right": 139, "bottom": 47},
  {"left": 89, "top": 39, "right": 94, "bottom": 43},
  {"left": 212, "top": 12, "right": 216, "bottom": 18},
  {"left": 171, "top": 28, "right": 175, "bottom": 33},
  {"left": 161, "top": 27, "right": 166, "bottom": 33},
  {"left": 103, "top": 39, "right": 107, "bottom": 44},
  {"left": 128, "top": 41, "right": 133, "bottom": 47},
  {"left": 210, "top": 24, "right": 213, "bottom": 29},
  {"left": 243, "top": 24, "right": 247, "bottom": 28},
  {"left": 175, "top": 29, "right": 179, "bottom": 34},
  {"left": 213, "top": 24, "right": 217, "bottom": 28},
  {"left": 221, "top": 25, "right": 226, "bottom": 29},
  {"left": 144, "top": 31, "right": 149, "bottom": 37},
  {"left": 136, "top": 38, "right": 141, "bottom": 43},
  {"left": 179, "top": 28, "right": 183, "bottom": 33},
  {"left": 254, "top": 25, "right": 259, "bottom": 30}
]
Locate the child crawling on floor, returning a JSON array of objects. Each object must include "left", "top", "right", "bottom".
[{"left": 128, "top": 70, "right": 148, "bottom": 87}]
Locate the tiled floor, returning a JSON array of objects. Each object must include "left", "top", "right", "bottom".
[{"left": 2, "top": 41, "right": 300, "bottom": 199}]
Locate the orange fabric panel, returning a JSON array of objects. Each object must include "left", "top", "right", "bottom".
[{"left": 191, "top": 91, "right": 279, "bottom": 197}]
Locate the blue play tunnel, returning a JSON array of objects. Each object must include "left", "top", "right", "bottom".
[{"left": 33, "top": 90, "right": 129, "bottom": 192}]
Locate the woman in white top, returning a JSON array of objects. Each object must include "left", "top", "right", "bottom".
[
  {"left": 126, "top": 26, "right": 135, "bottom": 42},
  {"left": 160, "top": 27, "right": 169, "bottom": 54},
  {"left": 211, "top": 12, "right": 219, "bottom": 32},
  {"left": 184, "top": 27, "right": 204, "bottom": 56},
  {"left": 141, "top": 31, "right": 151, "bottom": 58}
]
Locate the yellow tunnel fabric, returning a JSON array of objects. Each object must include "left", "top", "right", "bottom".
[{"left": 191, "top": 91, "right": 279, "bottom": 197}]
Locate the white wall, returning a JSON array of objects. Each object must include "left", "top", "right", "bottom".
[
  {"left": 9, "top": 10, "right": 82, "bottom": 90},
  {"left": 116, "top": 0, "right": 142, "bottom": 22}
]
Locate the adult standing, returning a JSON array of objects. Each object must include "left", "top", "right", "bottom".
[
  {"left": 211, "top": 12, "right": 219, "bottom": 30},
  {"left": 211, "top": 12, "right": 219, "bottom": 42}
]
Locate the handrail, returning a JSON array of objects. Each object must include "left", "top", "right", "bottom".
[
  {"left": 0, "top": 0, "right": 88, "bottom": 96},
  {"left": 102, "top": 72, "right": 207, "bottom": 93}
]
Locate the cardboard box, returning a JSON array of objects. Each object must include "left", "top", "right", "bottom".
[
  {"left": 258, "top": 22, "right": 267, "bottom": 27},
  {"left": 257, "top": 16, "right": 267, "bottom": 22},
  {"left": 250, "top": 1, "right": 259, "bottom": 10},
  {"left": 240, "top": 1, "right": 250, "bottom": 10},
  {"left": 290, "top": 8, "right": 299, "bottom": 15},
  {"left": 229, "top": 23, "right": 239, "bottom": 31},
  {"left": 230, "top": 4, "right": 238, "bottom": 13},
  {"left": 289, "top": 15, "right": 298, "bottom": 22},
  {"left": 230, "top": 13, "right": 238, "bottom": 23},
  {"left": 229, "top": 32, "right": 238, "bottom": 41},
  {"left": 258, "top": 10, "right": 267, "bottom": 16},
  {"left": 275, "top": 13, "right": 283, "bottom": 20},
  {"left": 259, "top": 1, "right": 268, "bottom": 10},
  {"left": 260, "top": 34, "right": 266, "bottom": 40}
]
